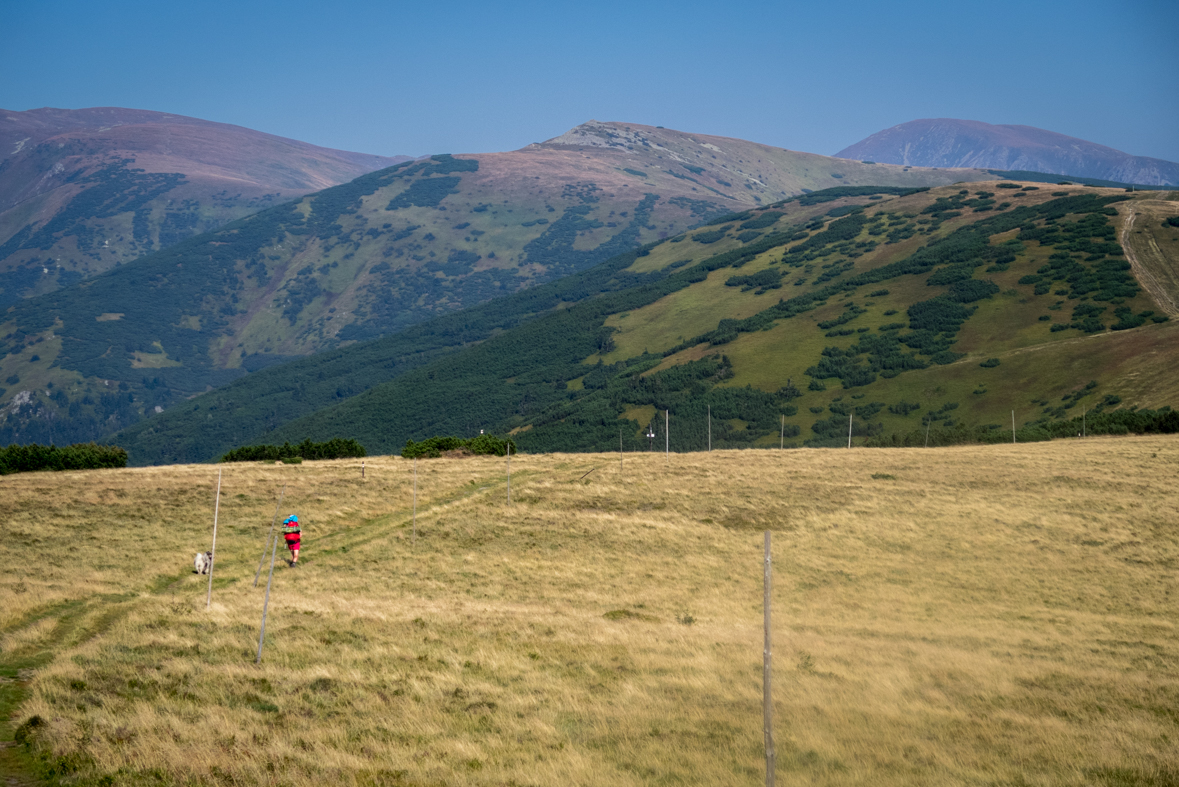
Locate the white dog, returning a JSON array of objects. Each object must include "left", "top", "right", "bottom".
[{"left": 194, "top": 551, "right": 213, "bottom": 574}]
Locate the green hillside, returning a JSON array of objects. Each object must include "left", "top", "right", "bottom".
[
  {"left": 111, "top": 183, "right": 1179, "bottom": 462},
  {"left": 0, "top": 122, "right": 997, "bottom": 446}
]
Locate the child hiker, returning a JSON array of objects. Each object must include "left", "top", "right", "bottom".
[{"left": 282, "top": 515, "right": 301, "bottom": 567}]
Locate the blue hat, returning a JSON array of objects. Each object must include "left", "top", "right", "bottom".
[{"left": 284, "top": 515, "right": 298, "bottom": 524}]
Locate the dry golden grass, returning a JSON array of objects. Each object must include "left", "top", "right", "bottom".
[{"left": 3, "top": 438, "right": 1179, "bottom": 786}]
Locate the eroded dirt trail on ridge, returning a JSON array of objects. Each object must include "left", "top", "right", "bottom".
[{"left": 1121, "top": 201, "right": 1179, "bottom": 317}]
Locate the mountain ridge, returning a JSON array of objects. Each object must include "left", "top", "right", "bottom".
[
  {"left": 836, "top": 119, "right": 1179, "bottom": 187},
  {"left": 0, "top": 106, "right": 409, "bottom": 304},
  {"left": 108, "top": 182, "right": 1179, "bottom": 464},
  {"left": 0, "top": 122, "right": 1003, "bottom": 447}
]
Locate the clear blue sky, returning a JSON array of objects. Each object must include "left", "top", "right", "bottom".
[{"left": 4, "top": 0, "right": 1176, "bottom": 162}]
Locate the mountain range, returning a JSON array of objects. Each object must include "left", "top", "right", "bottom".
[
  {"left": 0, "top": 107, "right": 408, "bottom": 306},
  {"left": 836, "top": 119, "right": 1179, "bottom": 187},
  {"left": 4, "top": 110, "right": 1177, "bottom": 459},
  {"left": 112, "top": 181, "right": 1179, "bottom": 464},
  {"left": 0, "top": 119, "right": 999, "bottom": 446}
]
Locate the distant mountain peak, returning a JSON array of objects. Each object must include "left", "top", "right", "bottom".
[{"left": 835, "top": 118, "right": 1179, "bottom": 186}]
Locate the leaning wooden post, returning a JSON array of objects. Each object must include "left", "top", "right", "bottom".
[
  {"left": 763, "top": 530, "right": 775, "bottom": 787},
  {"left": 412, "top": 457, "right": 418, "bottom": 545},
  {"left": 256, "top": 528, "right": 280, "bottom": 664},
  {"left": 206, "top": 468, "right": 222, "bottom": 611},
  {"left": 847, "top": 413, "right": 853, "bottom": 449},
  {"left": 254, "top": 485, "right": 286, "bottom": 587}
]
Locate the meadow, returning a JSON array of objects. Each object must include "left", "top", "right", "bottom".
[{"left": 2, "top": 437, "right": 1178, "bottom": 786}]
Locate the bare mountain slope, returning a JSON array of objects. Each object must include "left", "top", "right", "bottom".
[
  {"left": 533, "top": 120, "right": 984, "bottom": 204},
  {"left": 0, "top": 106, "right": 407, "bottom": 304},
  {"left": 836, "top": 119, "right": 1179, "bottom": 187}
]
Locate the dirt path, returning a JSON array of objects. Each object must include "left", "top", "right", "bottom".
[
  {"left": 1121, "top": 205, "right": 1179, "bottom": 317},
  {"left": 0, "top": 585, "right": 175, "bottom": 785},
  {"left": 0, "top": 600, "right": 112, "bottom": 786}
]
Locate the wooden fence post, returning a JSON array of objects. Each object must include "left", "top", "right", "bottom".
[
  {"left": 206, "top": 468, "right": 222, "bottom": 611},
  {"left": 256, "top": 529, "right": 280, "bottom": 664},
  {"left": 764, "top": 530, "right": 775, "bottom": 786},
  {"left": 254, "top": 486, "right": 286, "bottom": 587}
]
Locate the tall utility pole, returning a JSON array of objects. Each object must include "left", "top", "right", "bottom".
[{"left": 763, "top": 530, "right": 775, "bottom": 787}]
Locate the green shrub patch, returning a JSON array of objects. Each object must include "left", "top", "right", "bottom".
[
  {"left": 0, "top": 442, "right": 128, "bottom": 474},
  {"left": 402, "top": 434, "right": 516, "bottom": 458},
  {"left": 221, "top": 438, "right": 366, "bottom": 463}
]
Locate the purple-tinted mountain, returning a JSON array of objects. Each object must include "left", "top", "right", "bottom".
[
  {"left": 0, "top": 107, "right": 408, "bottom": 302},
  {"left": 836, "top": 119, "right": 1179, "bottom": 187}
]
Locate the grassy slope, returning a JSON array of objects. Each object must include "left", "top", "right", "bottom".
[
  {"left": 255, "top": 184, "right": 1179, "bottom": 456},
  {"left": 0, "top": 123, "right": 996, "bottom": 447},
  {"left": 2, "top": 439, "right": 1178, "bottom": 785}
]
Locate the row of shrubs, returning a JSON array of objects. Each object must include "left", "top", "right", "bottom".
[
  {"left": 402, "top": 434, "right": 516, "bottom": 459},
  {"left": 866, "top": 408, "right": 1179, "bottom": 448},
  {"left": 220, "top": 438, "right": 367, "bottom": 463},
  {"left": 0, "top": 442, "right": 128, "bottom": 475}
]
